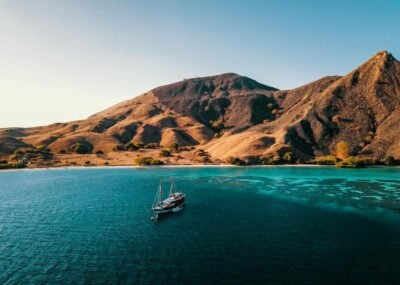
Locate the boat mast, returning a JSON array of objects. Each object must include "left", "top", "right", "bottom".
[
  {"left": 169, "top": 178, "right": 174, "bottom": 196},
  {"left": 159, "top": 179, "right": 163, "bottom": 204}
]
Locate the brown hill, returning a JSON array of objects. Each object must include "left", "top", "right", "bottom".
[
  {"left": 1, "top": 51, "right": 399, "bottom": 166},
  {"left": 284, "top": 51, "right": 400, "bottom": 160}
]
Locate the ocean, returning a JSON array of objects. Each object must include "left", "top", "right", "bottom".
[{"left": 0, "top": 166, "right": 399, "bottom": 284}]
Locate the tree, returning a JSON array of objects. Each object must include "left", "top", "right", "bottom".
[
  {"left": 14, "top": 149, "right": 24, "bottom": 156},
  {"left": 125, "top": 142, "right": 139, "bottom": 151},
  {"left": 74, "top": 144, "right": 86, "bottom": 153},
  {"left": 282, "top": 152, "right": 295, "bottom": 163},
  {"left": 383, "top": 155, "right": 395, "bottom": 166},
  {"left": 313, "top": 155, "right": 337, "bottom": 165},
  {"left": 210, "top": 120, "right": 224, "bottom": 132},
  {"left": 168, "top": 143, "right": 179, "bottom": 152},
  {"left": 227, "top": 156, "right": 245, "bottom": 166},
  {"left": 72, "top": 142, "right": 92, "bottom": 154},
  {"left": 159, "top": 149, "right": 172, "bottom": 157},
  {"left": 335, "top": 140, "right": 350, "bottom": 160},
  {"left": 135, "top": 157, "right": 164, "bottom": 166},
  {"left": 113, "top": 145, "right": 126, "bottom": 151},
  {"left": 335, "top": 156, "right": 373, "bottom": 168}
]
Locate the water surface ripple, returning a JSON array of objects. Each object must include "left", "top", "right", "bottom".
[{"left": 0, "top": 167, "right": 399, "bottom": 284}]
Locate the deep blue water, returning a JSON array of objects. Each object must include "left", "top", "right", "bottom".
[{"left": 0, "top": 166, "right": 399, "bottom": 284}]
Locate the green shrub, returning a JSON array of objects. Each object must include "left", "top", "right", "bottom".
[
  {"left": 143, "top": 143, "right": 159, "bottom": 149},
  {"left": 226, "top": 156, "right": 246, "bottom": 166},
  {"left": 125, "top": 142, "right": 139, "bottom": 151},
  {"left": 282, "top": 152, "right": 295, "bottom": 163},
  {"left": 336, "top": 156, "right": 374, "bottom": 168},
  {"left": 113, "top": 145, "right": 126, "bottom": 151},
  {"left": 195, "top": 149, "right": 207, "bottom": 157},
  {"left": 364, "top": 135, "right": 373, "bottom": 143},
  {"left": 12, "top": 162, "right": 26, "bottom": 168},
  {"left": 151, "top": 159, "right": 163, "bottom": 165},
  {"left": 14, "top": 150, "right": 24, "bottom": 156},
  {"left": 260, "top": 156, "right": 276, "bottom": 165},
  {"left": 25, "top": 148, "right": 37, "bottom": 154},
  {"left": 13, "top": 147, "right": 53, "bottom": 162},
  {"left": 359, "top": 157, "right": 374, "bottom": 166},
  {"left": 382, "top": 155, "right": 396, "bottom": 166},
  {"left": 73, "top": 142, "right": 91, "bottom": 154},
  {"left": 168, "top": 143, "right": 179, "bottom": 152},
  {"left": 38, "top": 146, "right": 51, "bottom": 154},
  {"left": 178, "top": 146, "right": 191, "bottom": 152},
  {"left": 0, "top": 162, "right": 27, "bottom": 169},
  {"left": 267, "top": 155, "right": 282, "bottom": 164},
  {"left": 196, "top": 156, "right": 211, "bottom": 163},
  {"left": 312, "top": 155, "right": 338, "bottom": 165},
  {"left": 135, "top": 157, "right": 164, "bottom": 166},
  {"left": 159, "top": 149, "right": 172, "bottom": 157},
  {"left": 210, "top": 120, "right": 224, "bottom": 132}
]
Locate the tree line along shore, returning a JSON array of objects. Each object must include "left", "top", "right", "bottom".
[{"left": 0, "top": 140, "right": 398, "bottom": 170}]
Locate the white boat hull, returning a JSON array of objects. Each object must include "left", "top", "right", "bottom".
[
  {"left": 153, "top": 201, "right": 185, "bottom": 214},
  {"left": 172, "top": 204, "right": 184, "bottom": 212}
]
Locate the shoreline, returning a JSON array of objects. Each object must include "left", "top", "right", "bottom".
[{"left": 1, "top": 163, "right": 399, "bottom": 172}]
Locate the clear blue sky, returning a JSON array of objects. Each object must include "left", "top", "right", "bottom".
[{"left": 1, "top": 0, "right": 399, "bottom": 127}]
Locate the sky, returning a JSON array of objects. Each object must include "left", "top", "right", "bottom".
[{"left": 0, "top": 0, "right": 399, "bottom": 127}]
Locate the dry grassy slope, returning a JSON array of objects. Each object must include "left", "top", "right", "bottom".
[
  {"left": 1, "top": 51, "right": 399, "bottom": 163},
  {"left": 152, "top": 73, "right": 278, "bottom": 131},
  {"left": 0, "top": 73, "right": 277, "bottom": 157},
  {"left": 286, "top": 51, "right": 400, "bottom": 160}
]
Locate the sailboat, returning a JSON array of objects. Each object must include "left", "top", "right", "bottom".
[{"left": 151, "top": 178, "right": 185, "bottom": 221}]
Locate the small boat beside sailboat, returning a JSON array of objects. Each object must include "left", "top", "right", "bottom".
[{"left": 151, "top": 179, "right": 186, "bottom": 221}]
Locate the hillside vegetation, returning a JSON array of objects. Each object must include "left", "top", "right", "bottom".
[{"left": 1, "top": 51, "right": 399, "bottom": 167}]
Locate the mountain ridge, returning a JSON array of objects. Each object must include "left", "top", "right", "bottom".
[{"left": 1, "top": 51, "right": 399, "bottom": 167}]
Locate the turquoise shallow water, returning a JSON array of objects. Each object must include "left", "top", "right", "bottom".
[{"left": 0, "top": 166, "right": 399, "bottom": 284}]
